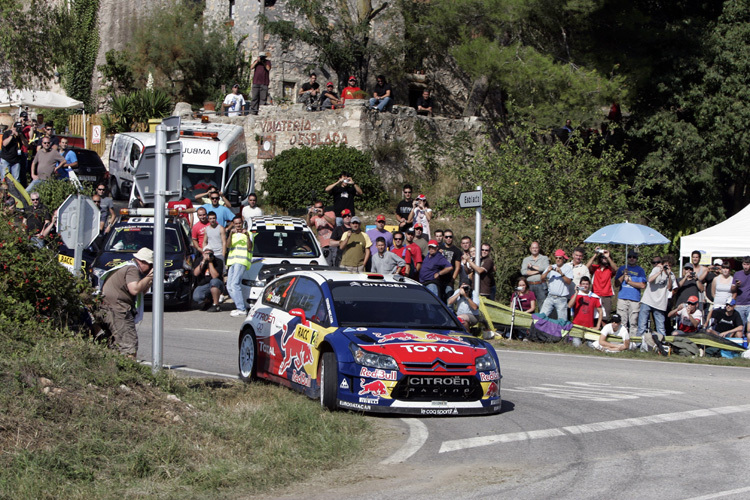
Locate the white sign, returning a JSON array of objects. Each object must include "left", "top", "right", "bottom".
[
  {"left": 458, "top": 190, "right": 482, "bottom": 208},
  {"left": 92, "top": 125, "right": 101, "bottom": 145}
]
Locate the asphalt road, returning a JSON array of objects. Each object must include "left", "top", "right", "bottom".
[{"left": 136, "top": 308, "right": 750, "bottom": 500}]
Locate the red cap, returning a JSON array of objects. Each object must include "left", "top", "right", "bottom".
[
  {"left": 687, "top": 296, "right": 699, "bottom": 304},
  {"left": 554, "top": 249, "right": 568, "bottom": 259},
  {"left": 326, "top": 82, "right": 333, "bottom": 86},
  {"left": 416, "top": 194, "right": 426, "bottom": 200},
  {"left": 349, "top": 76, "right": 357, "bottom": 81},
  {"left": 341, "top": 209, "right": 352, "bottom": 216},
  {"left": 376, "top": 215, "right": 386, "bottom": 222},
  {"left": 428, "top": 240, "right": 439, "bottom": 247},
  {"left": 413, "top": 223, "right": 423, "bottom": 229}
]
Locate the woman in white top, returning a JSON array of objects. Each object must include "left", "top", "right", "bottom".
[
  {"left": 406, "top": 194, "right": 432, "bottom": 237},
  {"left": 711, "top": 262, "right": 734, "bottom": 309}
]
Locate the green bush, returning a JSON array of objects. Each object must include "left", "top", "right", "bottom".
[
  {"left": 33, "top": 180, "right": 93, "bottom": 214},
  {"left": 102, "top": 89, "right": 173, "bottom": 134},
  {"left": 261, "top": 144, "right": 389, "bottom": 211}
]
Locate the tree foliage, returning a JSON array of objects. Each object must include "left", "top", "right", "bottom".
[
  {"left": 261, "top": 145, "right": 389, "bottom": 211},
  {"left": 100, "top": 89, "right": 173, "bottom": 134},
  {"left": 61, "top": 0, "right": 100, "bottom": 112},
  {"left": 261, "top": 0, "right": 388, "bottom": 86}
]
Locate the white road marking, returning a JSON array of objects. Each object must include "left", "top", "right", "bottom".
[
  {"left": 139, "top": 361, "right": 238, "bottom": 379},
  {"left": 380, "top": 418, "right": 429, "bottom": 465},
  {"left": 503, "top": 382, "right": 683, "bottom": 401},
  {"left": 175, "top": 327, "right": 237, "bottom": 334},
  {"left": 439, "top": 404, "right": 750, "bottom": 453},
  {"left": 685, "top": 486, "right": 750, "bottom": 500}
]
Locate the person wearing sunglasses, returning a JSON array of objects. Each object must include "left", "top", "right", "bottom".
[
  {"left": 340, "top": 76, "right": 361, "bottom": 107},
  {"left": 539, "top": 249, "right": 573, "bottom": 320},
  {"left": 28, "top": 137, "right": 67, "bottom": 192},
  {"left": 614, "top": 250, "right": 647, "bottom": 339},
  {"left": 198, "top": 190, "right": 234, "bottom": 227},
  {"left": 638, "top": 256, "right": 675, "bottom": 345},
  {"left": 669, "top": 295, "right": 703, "bottom": 334},
  {"left": 395, "top": 184, "right": 415, "bottom": 231}
]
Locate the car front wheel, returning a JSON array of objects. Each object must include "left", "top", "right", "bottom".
[
  {"left": 319, "top": 351, "right": 338, "bottom": 411},
  {"left": 238, "top": 329, "right": 256, "bottom": 381}
]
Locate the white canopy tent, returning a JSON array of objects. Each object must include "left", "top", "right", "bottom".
[
  {"left": 680, "top": 202, "right": 750, "bottom": 263},
  {"left": 0, "top": 89, "right": 87, "bottom": 147}
]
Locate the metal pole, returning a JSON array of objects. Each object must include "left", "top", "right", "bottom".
[
  {"left": 473, "top": 186, "right": 482, "bottom": 304},
  {"left": 73, "top": 194, "right": 84, "bottom": 276},
  {"left": 152, "top": 124, "right": 167, "bottom": 373}
]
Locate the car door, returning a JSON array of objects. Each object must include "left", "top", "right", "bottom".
[
  {"left": 223, "top": 163, "right": 254, "bottom": 208},
  {"left": 254, "top": 276, "right": 297, "bottom": 378}
]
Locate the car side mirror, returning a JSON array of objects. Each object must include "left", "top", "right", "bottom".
[{"left": 289, "top": 308, "right": 307, "bottom": 325}]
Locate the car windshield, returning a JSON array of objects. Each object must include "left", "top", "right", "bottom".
[
  {"left": 329, "top": 282, "right": 461, "bottom": 329},
  {"left": 252, "top": 230, "right": 320, "bottom": 258},
  {"left": 105, "top": 226, "right": 182, "bottom": 253},
  {"left": 182, "top": 165, "right": 222, "bottom": 200}
]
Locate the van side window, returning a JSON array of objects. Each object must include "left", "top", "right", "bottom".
[{"left": 129, "top": 144, "right": 141, "bottom": 167}]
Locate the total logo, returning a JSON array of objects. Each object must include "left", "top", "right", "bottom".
[
  {"left": 259, "top": 342, "right": 276, "bottom": 356},
  {"left": 479, "top": 370, "right": 499, "bottom": 382},
  {"left": 400, "top": 345, "right": 463, "bottom": 354},
  {"left": 359, "top": 367, "right": 397, "bottom": 381}
]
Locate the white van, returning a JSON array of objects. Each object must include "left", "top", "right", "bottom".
[{"left": 109, "top": 121, "right": 253, "bottom": 206}]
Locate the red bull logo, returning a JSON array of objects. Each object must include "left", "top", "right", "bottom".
[
  {"left": 358, "top": 379, "right": 388, "bottom": 397},
  {"left": 424, "top": 332, "right": 470, "bottom": 345},
  {"left": 278, "top": 326, "right": 314, "bottom": 375},
  {"left": 375, "top": 332, "right": 420, "bottom": 343},
  {"left": 486, "top": 381, "right": 499, "bottom": 397}
]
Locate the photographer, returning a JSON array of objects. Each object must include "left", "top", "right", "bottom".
[
  {"left": 1, "top": 122, "right": 28, "bottom": 180},
  {"left": 406, "top": 194, "right": 432, "bottom": 238},
  {"left": 192, "top": 249, "right": 225, "bottom": 312},
  {"left": 448, "top": 279, "right": 479, "bottom": 329},
  {"left": 638, "top": 256, "right": 674, "bottom": 345},
  {"left": 567, "top": 276, "right": 603, "bottom": 329},
  {"left": 307, "top": 201, "right": 336, "bottom": 262},
  {"left": 249, "top": 51, "right": 271, "bottom": 115},
  {"left": 325, "top": 171, "right": 362, "bottom": 225},
  {"left": 586, "top": 247, "right": 616, "bottom": 317},
  {"left": 673, "top": 262, "right": 704, "bottom": 309},
  {"left": 668, "top": 295, "right": 702, "bottom": 334}
]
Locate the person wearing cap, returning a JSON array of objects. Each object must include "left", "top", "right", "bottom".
[
  {"left": 730, "top": 256, "right": 750, "bottom": 329},
  {"left": 703, "top": 258, "right": 724, "bottom": 304},
  {"left": 705, "top": 299, "right": 744, "bottom": 338},
  {"left": 419, "top": 239, "right": 453, "bottom": 300},
  {"left": 416, "top": 89, "right": 433, "bottom": 116},
  {"left": 99, "top": 247, "right": 155, "bottom": 357},
  {"left": 368, "top": 74, "right": 393, "bottom": 112},
  {"left": 673, "top": 261, "right": 704, "bottom": 308},
  {"left": 321, "top": 82, "right": 341, "bottom": 110},
  {"left": 614, "top": 251, "right": 647, "bottom": 339},
  {"left": 192, "top": 248, "right": 225, "bottom": 312},
  {"left": 407, "top": 194, "right": 432, "bottom": 238},
  {"left": 341, "top": 76, "right": 362, "bottom": 107},
  {"left": 590, "top": 314, "right": 631, "bottom": 352},
  {"left": 539, "top": 249, "right": 574, "bottom": 320},
  {"left": 710, "top": 260, "right": 734, "bottom": 310},
  {"left": 668, "top": 295, "right": 703, "bottom": 334},
  {"left": 448, "top": 279, "right": 479, "bottom": 328},
  {"left": 222, "top": 83, "right": 246, "bottom": 116},
  {"left": 411, "top": 223, "right": 429, "bottom": 256},
  {"left": 366, "top": 214, "right": 393, "bottom": 249},
  {"left": 298, "top": 72, "right": 321, "bottom": 111},
  {"left": 370, "top": 236, "right": 406, "bottom": 275},
  {"left": 249, "top": 51, "right": 271, "bottom": 115},
  {"left": 329, "top": 209, "right": 353, "bottom": 266},
  {"left": 391, "top": 231, "right": 418, "bottom": 278},
  {"left": 638, "top": 255, "right": 674, "bottom": 344},
  {"left": 326, "top": 171, "right": 362, "bottom": 225},
  {"left": 402, "top": 227, "right": 423, "bottom": 278},
  {"left": 339, "top": 216, "right": 372, "bottom": 271}
]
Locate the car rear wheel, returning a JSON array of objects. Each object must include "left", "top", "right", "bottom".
[
  {"left": 319, "top": 351, "right": 338, "bottom": 411},
  {"left": 238, "top": 329, "right": 257, "bottom": 381}
]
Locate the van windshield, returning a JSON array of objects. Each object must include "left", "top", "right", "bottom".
[{"left": 183, "top": 165, "right": 222, "bottom": 200}]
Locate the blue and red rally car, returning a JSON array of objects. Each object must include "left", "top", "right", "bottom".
[{"left": 238, "top": 270, "right": 502, "bottom": 416}]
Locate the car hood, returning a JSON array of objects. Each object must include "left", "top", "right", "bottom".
[
  {"left": 95, "top": 251, "right": 185, "bottom": 270},
  {"left": 340, "top": 327, "right": 489, "bottom": 364}
]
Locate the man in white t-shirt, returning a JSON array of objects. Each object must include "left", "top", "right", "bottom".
[
  {"left": 241, "top": 193, "right": 263, "bottom": 227},
  {"left": 669, "top": 295, "right": 703, "bottom": 334},
  {"left": 222, "top": 84, "right": 246, "bottom": 116},
  {"left": 590, "top": 314, "right": 630, "bottom": 352}
]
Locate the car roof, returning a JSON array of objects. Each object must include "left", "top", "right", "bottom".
[
  {"left": 251, "top": 216, "right": 309, "bottom": 232},
  {"left": 275, "top": 270, "right": 421, "bottom": 287}
]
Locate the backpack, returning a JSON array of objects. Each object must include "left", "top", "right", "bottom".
[
  {"left": 527, "top": 314, "right": 573, "bottom": 343},
  {"left": 667, "top": 337, "right": 700, "bottom": 357}
]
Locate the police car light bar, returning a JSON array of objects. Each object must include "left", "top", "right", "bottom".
[
  {"left": 120, "top": 208, "right": 179, "bottom": 217},
  {"left": 180, "top": 130, "right": 219, "bottom": 140}
]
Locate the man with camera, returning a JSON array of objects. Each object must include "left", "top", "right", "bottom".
[
  {"left": 249, "top": 51, "right": 271, "bottom": 115},
  {"left": 673, "top": 262, "right": 704, "bottom": 308},
  {"left": 614, "top": 251, "right": 647, "bottom": 339},
  {"left": 587, "top": 248, "right": 617, "bottom": 318},
  {"left": 669, "top": 295, "right": 703, "bottom": 334},
  {"left": 638, "top": 256, "right": 675, "bottom": 346},
  {"left": 307, "top": 200, "right": 336, "bottom": 264},
  {"left": 325, "top": 172, "right": 362, "bottom": 225},
  {"left": 1, "top": 122, "right": 28, "bottom": 181},
  {"left": 448, "top": 279, "right": 479, "bottom": 328},
  {"left": 567, "top": 276, "right": 603, "bottom": 329},
  {"left": 192, "top": 248, "right": 225, "bottom": 312}
]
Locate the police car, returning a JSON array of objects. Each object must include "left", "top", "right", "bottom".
[
  {"left": 238, "top": 270, "right": 502, "bottom": 416},
  {"left": 91, "top": 209, "right": 197, "bottom": 306},
  {"left": 241, "top": 216, "right": 328, "bottom": 308}
]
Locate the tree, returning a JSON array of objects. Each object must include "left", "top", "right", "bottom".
[
  {"left": 261, "top": 0, "right": 389, "bottom": 87},
  {"left": 61, "top": 0, "right": 100, "bottom": 112},
  {"left": 0, "top": 0, "right": 68, "bottom": 88}
]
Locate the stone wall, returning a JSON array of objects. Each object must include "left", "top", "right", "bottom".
[{"left": 176, "top": 100, "right": 488, "bottom": 193}]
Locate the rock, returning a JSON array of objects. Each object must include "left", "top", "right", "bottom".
[
  {"left": 167, "top": 394, "right": 181, "bottom": 402},
  {"left": 174, "top": 102, "right": 193, "bottom": 119},
  {"left": 119, "top": 384, "right": 131, "bottom": 393},
  {"left": 39, "top": 377, "right": 53, "bottom": 387}
]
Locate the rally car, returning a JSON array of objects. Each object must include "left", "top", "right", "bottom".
[
  {"left": 238, "top": 271, "right": 502, "bottom": 416},
  {"left": 91, "top": 209, "right": 197, "bottom": 306}
]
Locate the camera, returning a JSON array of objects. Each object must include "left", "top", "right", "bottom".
[
  {"left": 516, "top": 286, "right": 524, "bottom": 291},
  {"left": 576, "top": 286, "right": 583, "bottom": 291},
  {"left": 597, "top": 249, "right": 605, "bottom": 254},
  {"left": 462, "top": 285, "right": 471, "bottom": 291}
]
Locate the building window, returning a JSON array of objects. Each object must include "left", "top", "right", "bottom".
[
  {"left": 229, "top": 0, "right": 235, "bottom": 19},
  {"left": 283, "top": 82, "right": 296, "bottom": 102}
]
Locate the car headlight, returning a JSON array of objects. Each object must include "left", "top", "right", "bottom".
[
  {"left": 349, "top": 343, "right": 398, "bottom": 370},
  {"left": 165, "top": 270, "right": 184, "bottom": 283},
  {"left": 475, "top": 353, "right": 497, "bottom": 372}
]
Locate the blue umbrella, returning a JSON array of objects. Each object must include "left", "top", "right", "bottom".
[{"left": 584, "top": 221, "right": 669, "bottom": 259}]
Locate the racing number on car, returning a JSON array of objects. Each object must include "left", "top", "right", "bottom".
[{"left": 293, "top": 324, "right": 318, "bottom": 347}]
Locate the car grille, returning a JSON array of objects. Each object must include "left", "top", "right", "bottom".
[
  {"left": 391, "top": 376, "right": 483, "bottom": 402},
  {"left": 400, "top": 358, "right": 474, "bottom": 373}
]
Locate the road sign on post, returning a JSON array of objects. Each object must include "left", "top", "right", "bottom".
[
  {"left": 458, "top": 190, "right": 483, "bottom": 208},
  {"left": 57, "top": 194, "right": 100, "bottom": 276},
  {"left": 133, "top": 118, "right": 183, "bottom": 204},
  {"left": 457, "top": 188, "right": 483, "bottom": 304}
]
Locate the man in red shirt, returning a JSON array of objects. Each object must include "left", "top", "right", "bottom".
[
  {"left": 402, "top": 228, "right": 424, "bottom": 279},
  {"left": 341, "top": 76, "right": 362, "bottom": 107},
  {"left": 168, "top": 194, "right": 195, "bottom": 226},
  {"left": 390, "top": 231, "right": 413, "bottom": 277},
  {"left": 587, "top": 249, "right": 616, "bottom": 318},
  {"left": 190, "top": 207, "right": 209, "bottom": 252},
  {"left": 568, "top": 276, "right": 603, "bottom": 329}
]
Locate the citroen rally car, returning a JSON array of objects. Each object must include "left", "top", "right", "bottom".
[{"left": 238, "top": 270, "right": 502, "bottom": 416}]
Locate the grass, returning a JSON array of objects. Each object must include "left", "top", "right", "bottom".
[
  {"left": 489, "top": 335, "right": 750, "bottom": 367},
  {"left": 0, "top": 333, "right": 372, "bottom": 500}
]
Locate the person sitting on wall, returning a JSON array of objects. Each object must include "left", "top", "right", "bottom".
[
  {"left": 341, "top": 76, "right": 362, "bottom": 107},
  {"left": 416, "top": 89, "right": 433, "bottom": 116},
  {"left": 297, "top": 72, "right": 321, "bottom": 111},
  {"left": 368, "top": 75, "right": 393, "bottom": 113},
  {"left": 321, "top": 82, "right": 341, "bottom": 110}
]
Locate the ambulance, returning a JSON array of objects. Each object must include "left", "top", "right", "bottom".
[{"left": 108, "top": 121, "right": 253, "bottom": 207}]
